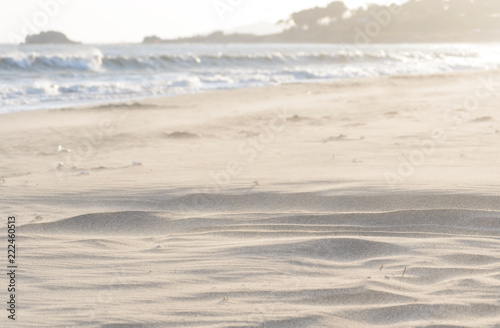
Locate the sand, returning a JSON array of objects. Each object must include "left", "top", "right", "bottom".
[{"left": 1, "top": 71, "right": 500, "bottom": 327}]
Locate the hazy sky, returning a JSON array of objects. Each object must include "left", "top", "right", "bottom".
[{"left": 1, "top": 0, "right": 406, "bottom": 43}]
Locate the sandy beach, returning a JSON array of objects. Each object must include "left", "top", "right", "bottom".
[{"left": 2, "top": 71, "right": 500, "bottom": 327}]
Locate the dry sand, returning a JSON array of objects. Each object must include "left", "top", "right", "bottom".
[{"left": 1, "top": 71, "right": 500, "bottom": 327}]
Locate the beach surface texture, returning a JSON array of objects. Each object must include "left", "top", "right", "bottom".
[{"left": 2, "top": 71, "right": 500, "bottom": 327}]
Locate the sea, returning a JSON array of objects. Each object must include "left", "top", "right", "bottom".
[{"left": 1, "top": 43, "right": 500, "bottom": 113}]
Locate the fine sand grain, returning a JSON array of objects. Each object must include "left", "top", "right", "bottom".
[{"left": 1, "top": 71, "right": 500, "bottom": 327}]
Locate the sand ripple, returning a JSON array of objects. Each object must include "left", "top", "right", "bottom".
[{"left": 18, "top": 194, "right": 500, "bottom": 327}]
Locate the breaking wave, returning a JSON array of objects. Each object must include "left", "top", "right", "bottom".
[
  {"left": 1, "top": 43, "right": 500, "bottom": 112},
  {"left": 0, "top": 48, "right": 491, "bottom": 72}
]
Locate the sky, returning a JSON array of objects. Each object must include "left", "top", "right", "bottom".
[{"left": 1, "top": 0, "right": 406, "bottom": 44}]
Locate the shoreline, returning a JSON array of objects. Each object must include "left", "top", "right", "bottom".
[
  {"left": 3, "top": 66, "right": 500, "bottom": 327},
  {"left": 1, "top": 68, "right": 499, "bottom": 210},
  {"left": 2, "top": 68, "right": 499, "bottom": 116}
]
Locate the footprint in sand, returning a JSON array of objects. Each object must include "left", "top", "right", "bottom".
[
  {"left": 287, "top": 115, "right": 306, "bottom": 122},
  {"left": 165, "top": 131, "right": 200, "bottom": 139},
  {"left": 324, "top": 134, "right": 347, "bottom": 143},
  {"left": 471, "top": 116, "right": 493, "bottom": 123}
]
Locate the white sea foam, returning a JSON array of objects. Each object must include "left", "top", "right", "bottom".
[{"left": 1, "top": 43, "right": 500, "bottom": 112}]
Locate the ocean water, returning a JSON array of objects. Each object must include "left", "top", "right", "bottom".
[{"left": 1, "top": 43, "right": 500, "bottom": 113}]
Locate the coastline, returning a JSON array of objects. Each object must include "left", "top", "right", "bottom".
[
  {"left": 2, "top": 68, "right": 500, "bottom": 222},
  {"left": 2, "top": 69, "right": 500, "bottom": 327},
  {"left": 2, "top": 69, "right": 500, "bottom": 193},
  {"left": 3, "top": 42, "right": 500, "bottom": 114},
  {"left": 2, "top": 68, "right": 498, "bottom": 115}
]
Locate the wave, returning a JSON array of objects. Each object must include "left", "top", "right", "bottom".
[
  {"left": 1, "top": 43, "right": 499, "bottom": 112},
  {"left": 0, "top": 49, "right": 486, "bottom": 72},
  {"left": 0, "top": 53, "right": 103, "bottom": 71}
]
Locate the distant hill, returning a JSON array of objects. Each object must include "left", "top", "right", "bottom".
[
  {"left": 25, "top": 31, "right": 80, "bottom": 44},
  {"left": 144, "top": 0, "right": 500, "bottom": 44}
]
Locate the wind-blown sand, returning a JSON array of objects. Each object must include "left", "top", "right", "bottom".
[{"left": 1, "top": 71, "right": 500, "bottom": 327}]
